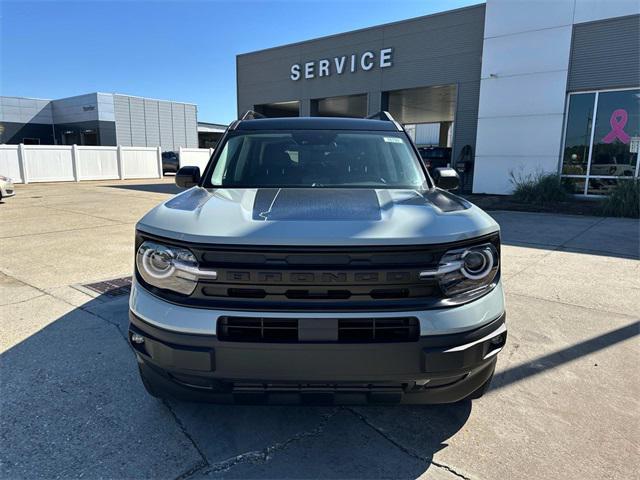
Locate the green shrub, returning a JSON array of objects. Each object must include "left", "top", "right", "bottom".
[
  {"left": 560, "top": 177, "right": 583, "bottom": 194},
  {"left": 601, "top": 179, "right": 640, "bottom": 218},
  {"left": 509, "top": 171, "right": 567, "bottom": 206}
]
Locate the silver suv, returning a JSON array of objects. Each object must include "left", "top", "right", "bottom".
[{"left": 129, "top": 112, "right": 506, "bottom": 404}]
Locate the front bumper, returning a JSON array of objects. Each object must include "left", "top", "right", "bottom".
[
  {"left": 128, "top": 282, "right": 507, "bottom": 404},
  {"left": 129, "top": 278, "right": 505, "bottom": 336},
  {"left": 0, "top": 182, "right": 15, "bottom": 198}
]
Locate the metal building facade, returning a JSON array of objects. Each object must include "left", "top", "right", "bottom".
[
  {"left": 567, "top": 15, "right": 640, "bottom": 92},
  {"left": 113, "top": 94, "right": 198, "bottom": 150},
  {"left": 237, "top": 2, "right": 639, "bottom": 195},
  {"left": 1, "top": 92, "right": 198, "bottom": 150},
  {"left": 237, "top": 5, "right": 485, "bottom": 168}
]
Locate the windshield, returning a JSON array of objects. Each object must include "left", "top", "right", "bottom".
[{"left": 204, "top": 130, "right": 427, "bottom": 188}]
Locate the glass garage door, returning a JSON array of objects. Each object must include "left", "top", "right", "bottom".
[{"left": 560, "top": 88, "right": 639, "bottom": 195}]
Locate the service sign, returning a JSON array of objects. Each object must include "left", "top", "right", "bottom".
[{"left": 290, "top": 48, "right": 393, "bottom": 81}]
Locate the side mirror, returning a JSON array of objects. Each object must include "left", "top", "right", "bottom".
[
  {"left": 175, "top": 166, "right": 201, "bottom": 189},
  {"left": 433, "top": 167, "right": 460, "bottom": 191}
]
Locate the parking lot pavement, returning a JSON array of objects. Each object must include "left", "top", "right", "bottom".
[{"left": 1, "top": 180, "right": 638, "bottom": 480}]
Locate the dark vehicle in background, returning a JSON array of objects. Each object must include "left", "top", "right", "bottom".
[
  {"left": 162, "top": 151, "right": 180, "bottom": 174},
  {"left": 418, "top": 146, "right": 451, "bottom": 172}
]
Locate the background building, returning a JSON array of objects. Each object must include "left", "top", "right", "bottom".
[
  {"left": 0, "top": 92, "right": 199, "bottom": 151},
  {"left": 197, "top": 122, "right": 227, "bottom": 148},
  {"left": 236, "top": 0, "right": 639, "bottom": 195}
]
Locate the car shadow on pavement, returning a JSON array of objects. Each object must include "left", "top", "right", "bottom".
[
  {"left": 0, "top": 293, "right": 471, "bottom": 479},
  {"left": 492, "top": 320, "right": 640, "bottom": 392},
  {"left": 103, "top": 182, "right": 182, "bottom": 195},
  {"left": 165, "top": 401, "right": 472, "bottom": 479},
  {"left": 4, "top": 292, "right": 637, "bottom": 479}
]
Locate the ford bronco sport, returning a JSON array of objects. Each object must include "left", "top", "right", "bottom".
[{"left": 129, "top": 111, "right": 506, "bottom": 404}]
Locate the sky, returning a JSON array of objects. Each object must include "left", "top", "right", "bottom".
[{"left": 1, "top": 0, "right": 482, "bottom": 124}]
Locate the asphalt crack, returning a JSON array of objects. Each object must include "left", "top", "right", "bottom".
[
  {"left": 1, "top": 293, "right": 47, "bottom": 306},
  {"left": 191, "top": 408, "right": 341, "bottom": 477},
  {"left": 175, "top": 461, "right": 209, "bottom": 480},
  {"left": 429, "top": 461, "right": 473, "bottom": 480},
  {"left": 163, "top": 400, "right": 210, "bottom": 480},
  {"left": 345, "top": 407, "right": 472, "bottom": 480}
]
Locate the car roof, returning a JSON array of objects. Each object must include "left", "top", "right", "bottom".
[{"left": 235, "top": 116, "right": 400, "bottom": 131}]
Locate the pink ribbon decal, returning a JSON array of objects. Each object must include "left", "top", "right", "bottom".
[{"left": 602, "top": 108, "right": 630, "bottom": 144}]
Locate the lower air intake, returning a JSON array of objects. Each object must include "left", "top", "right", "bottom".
[
  {"left": 217, "top": 317, "right": 298, "bottom": 342},
  {"left": 338, "top": 317, "right": 420, "bottom": 342},
  {"left": 217, "top": 316, "right": 419, "bottom": 343}
]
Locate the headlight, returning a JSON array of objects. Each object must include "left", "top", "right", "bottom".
[
  {"left": 136, "top": 241, "right": 216, "bottom": 295},
  {"left": 0, "top": 175, "right": 11, "bottom": 182},
  {"left": 420, "top": 242, "right": 499, "bottom": 298}
]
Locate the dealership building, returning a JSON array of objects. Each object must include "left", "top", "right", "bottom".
[
  {"left": 0, "top": 92, "right": 199, "bottom": 151},
  {"left": 237, "top": 0, "right": 640, "bottom": 194}
]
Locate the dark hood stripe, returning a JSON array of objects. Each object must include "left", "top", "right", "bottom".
[{"left": 252, "top": 188, "right": 382, "bottom": 221}]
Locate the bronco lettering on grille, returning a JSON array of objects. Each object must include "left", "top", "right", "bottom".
[
  {"left": 224, "top": 271, "right": 416, "bottom": 283},
  {"left": 257, "top": 272, "right": 283, "bottom": 282},
  {"left": 320, "top": 272, "right": 347, "bottom": 283}
]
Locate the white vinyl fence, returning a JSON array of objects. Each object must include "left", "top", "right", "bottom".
[
  {"left": 179, "top": 147, "right": 214, "bottom": 173},
  {"left": 0, "top": 144, "right": 163, "bottom": 184}
]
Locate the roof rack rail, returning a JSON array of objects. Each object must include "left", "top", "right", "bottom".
[
  {"left": 365, "top": 111, "right": 403, "bottom": 131},
  {"left": 240, "top": 110, "right": 266, "bottom": 121},
  {"left": 366, "top": 111, "right": 394, "bottom": 121},
  {"left": 229, "top": 110, "right": 266, "bottom": 130}
]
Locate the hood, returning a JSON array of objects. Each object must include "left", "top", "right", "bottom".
[{"left": 136, "top": 187, "right": 499, "bottom": 246}]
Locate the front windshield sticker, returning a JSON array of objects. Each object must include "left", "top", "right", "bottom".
[{"left": 383, "top": 137, "right": 403, "bottom": 143}]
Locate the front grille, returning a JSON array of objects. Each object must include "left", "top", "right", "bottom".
[
  {"left": 136, "top": 232, "right": 500, "bottom": 311},
  {"left": 173, "top": 243, "right": 443, "bottom": 311},
  {"left": 217, "top": 316, "right": 420, "bottom": 343},
  {"left": 202, "top": 283, "right": 434, "bottom": 303}
]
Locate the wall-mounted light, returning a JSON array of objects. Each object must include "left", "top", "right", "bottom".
[{"left": 489, "top": 73, "right": 498, "bottom": 78}]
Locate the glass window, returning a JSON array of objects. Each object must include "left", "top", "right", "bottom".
[
  {"left": 561, "top": 88, "right": 640, "bottom": 195},
  {"left": 561, "top": 93, "right": 595, "bottom": 175},
  {"left": 587, "top": 177, "right": 631, "bottom": 196},
  {"left": 206, "top": 130, "right": 426, "bottom": 189},
  {"left": 589, "top": 89, "right": 639, "bottom": 177}
]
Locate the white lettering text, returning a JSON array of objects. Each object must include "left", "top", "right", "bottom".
[
  {"left": 290, "top": 48, "right": 393, "bottom": 81},
  {"left": 290, "top": 64, "right": 301, "bottom": 81},
  {"left": 318, "top": 59, "right": 330, "bottom": 77},
  {"left": 360, "top": 51, "right": 374, "bottom": 71}
]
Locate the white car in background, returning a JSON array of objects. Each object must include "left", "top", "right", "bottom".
[{"left": 0, "top": 175, "right": 15, "bottom": 201}]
